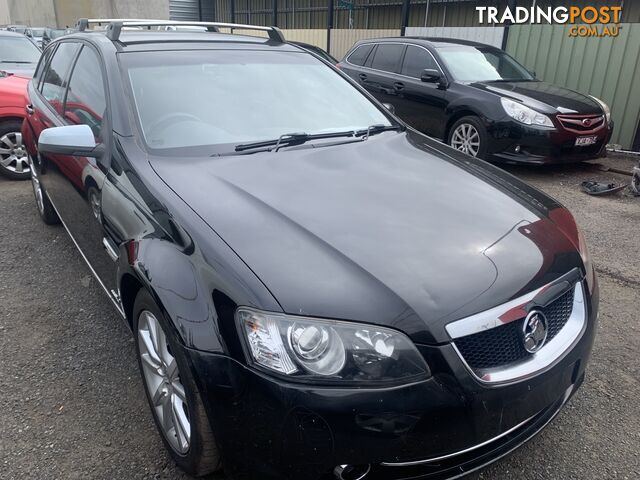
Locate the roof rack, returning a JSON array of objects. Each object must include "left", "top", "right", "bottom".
[{"left": 76, "top": 18, "right": 285, "bottom": 43}]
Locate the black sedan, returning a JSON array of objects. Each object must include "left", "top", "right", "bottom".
[
  {"left": 338, "top": 38, "right": 613, "bottom": 165},
  {"left": 23, "top": 21, "right": 598, "bottom": 480}
]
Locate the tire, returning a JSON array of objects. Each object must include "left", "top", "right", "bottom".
[
  {"left": 0, "top": 120, "right": 31, "bottom": 180},
  {"left": 29, "top": 154, "right": 60, "bottom": 225},
  {"left": 448, "top": 116, "right": 488, "bottom": 159},
  {"left": 133, "top": 289, "right": 221, "bottom": 477}
]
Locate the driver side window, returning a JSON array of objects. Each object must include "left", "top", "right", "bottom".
[{"left": 64, "top": 46, "right": 107, "bottom": 141}]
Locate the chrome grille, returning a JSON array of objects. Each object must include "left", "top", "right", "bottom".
[{"left": 455, "top": 288, "right": 575, "bottom": 371}]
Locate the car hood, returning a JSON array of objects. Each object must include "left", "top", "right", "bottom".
[
  {"left": 150, "top": 132, "right": 582, "bottom": 343},
  {"left": 470, "top": 80, "right": 602, "bottom": 115},
  {"left": 0, "top": 74, "right": 29, "bottom": 103}
]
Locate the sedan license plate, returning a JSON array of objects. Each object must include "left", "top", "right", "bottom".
[{"left": 575, "top": 136, "right": 598, "bottom": 147}]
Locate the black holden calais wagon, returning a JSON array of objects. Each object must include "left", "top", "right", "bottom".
[
  {"left": 338, "top": 37, "right": 613, "bottom": 165},
  {"left": 23, "top": 19, "right": 598, "bottom": 480}
]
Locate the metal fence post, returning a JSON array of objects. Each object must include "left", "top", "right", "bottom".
[
  {"left": 230, "top": 0, "right": 236, "bottom": 23},
  {"left": 327, "top": 0, "right": 334, "bottom": 55},
  {"left": 273, "top": 0, "right": 278, "bottom": 26},
  {"left": 400, "top": 0, "right": 411, "bottom": 36}
]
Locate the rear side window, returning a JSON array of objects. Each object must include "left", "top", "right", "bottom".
[
  {"left": 347, "top": 44, "right": 374, "bottom": 66},
  {"left": 401, "top": 45, "right": 439, "bottom": 78},
  {"left": 41, "top": 42, "right": 80, "bottom": 116},
  {"left": 370, "top": 44, "right": 404, "bottom": 73},
  {"left": 64, "top": 46, "right": 106, "bottom": 140},
  {"left": 33, "top": 47, "right": 54, "bottom": 87}
]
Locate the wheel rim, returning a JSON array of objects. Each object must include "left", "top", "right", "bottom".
[
  {"left": 138, "top": 311, "right": 191, "bottom": 454},
  {"left": 0, "top": 131, "right": 30, "bottom": 174},
  {"left": 88, "top": 189, "right": 101, "bottom": 222},
  {"left": 29, "top": 156, "right": 45, "bottom": 214},
  {"left": 451, "top": 123, "right": 481, "bottom": 157}
]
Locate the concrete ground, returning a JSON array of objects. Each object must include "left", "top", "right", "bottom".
[{"left": 0, "top": 155, "right": 638, "bottom": 480}]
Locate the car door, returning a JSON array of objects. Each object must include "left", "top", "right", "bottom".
[
  {"left": 393, "top": 45, "right": 449, "bottom": 139},
  {"left": 32, "top": 42, "right": 118, "bottom": 294},
  {"left": 356, "top": 43, "right": 405, "bottom": 106}
]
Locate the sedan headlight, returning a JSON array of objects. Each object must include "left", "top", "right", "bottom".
[
  {"left": 589, "top": 95, "right": 611, "bottom": 123},
  {"left": 501, "top": 97, "right": 554, "bottom": 128},
  {"left": 236, "top": 308, "right": 430, "bottom": 384}
]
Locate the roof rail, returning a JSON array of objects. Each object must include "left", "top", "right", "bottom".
[{"left": 76, "top": 18, "right": 285, "bottom": 43}]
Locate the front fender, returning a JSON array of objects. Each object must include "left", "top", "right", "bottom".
[{"left": 119, "top": 238, "right": 226, "bottom": 354}]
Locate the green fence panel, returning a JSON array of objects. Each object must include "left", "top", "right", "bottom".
[{"left": 506, "top": 24, "right": 640, "bottom": 150}]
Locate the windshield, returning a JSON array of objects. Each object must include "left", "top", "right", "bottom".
[
  {"left": 438, "top": 46, "right": 534, "bottom": 83},
  {"left": 0, "top": 36, "right": 41, "bottom": 63},
  {"left": 123, "top": 49, "right": 391, "bottom": 154},
  {"left": 31, "top": 28, "right": 44, "bottom": 37}
]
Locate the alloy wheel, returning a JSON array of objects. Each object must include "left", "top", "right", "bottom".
[
  {"left": 450, "top": 123, "right": 481, "bottom": 157},
  {"left": 138, "top": 310, "right": 191, "bottom": 454},
  {"left": 0, "top": 132, "right": 30, "bottom": 174}
]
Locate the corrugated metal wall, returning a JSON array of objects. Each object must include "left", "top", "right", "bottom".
[
  {"left": 406, "top": 25, "right": 504, "bottom": 47},
  {"left": 201, "top": 0, "right": 639, "bottom": 29},
  {"left": 506, "top": 23, "right": 640, "bottom": 149},
  {"left": 169, "top": 0, "right": 200, "bottom": 20}
]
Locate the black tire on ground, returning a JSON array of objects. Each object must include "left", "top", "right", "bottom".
[
  {"left": 0, "top": 120, "right": 30, "bottom": 180},
  {"left": 447, "top": 116, "right": 489, "bottom": 160},
  {"left": 133, "top": 289, "right": 222, "bottom": 477},
  {"left": 30, "top": 157, "right": 60, "bottom": 225}
]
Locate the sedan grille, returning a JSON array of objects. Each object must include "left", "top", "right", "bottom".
[
  {"left": 454, "top": 288, "right": 575, "bottom": 371},
  {"left": 557, "top": 114, "right": 605, "bottom": 134}
]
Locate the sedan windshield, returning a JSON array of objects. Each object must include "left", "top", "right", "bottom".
[
  {"left": 438, "top": 45, "right": 534, "bottom": 83},
  {"left": 122, "top": 49, "right": 392, "bottom": 153},
  {"left": 0, "top": 36, "right": 41, "bottom": 63}
]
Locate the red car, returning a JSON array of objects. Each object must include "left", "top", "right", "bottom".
[
  {"left": 0, "top": 31, "right": 41, "bottom": 179},
  {"left": 0, "top": 72, "right": 30, "bottom": 179}
]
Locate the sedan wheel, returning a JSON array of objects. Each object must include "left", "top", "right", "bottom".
[
  {"left": 0, "top": 131, "right": 30, "bottom": 179},
  {"left": 450, "top": 123, "right": 481, "bottom": 157},
  {"left": 138, "top": 310, "right": 191, "bottom": 454}
]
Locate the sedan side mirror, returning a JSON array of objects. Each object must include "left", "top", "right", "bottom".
[
  {"left": 421, "top": 68, "right": 442, "bottom": 83},
  {"left": 39, "top": 124, "right": 104, "bottom": 157},
  {"left": 382, "top": 103, "right": 395, "bottom": 114}
]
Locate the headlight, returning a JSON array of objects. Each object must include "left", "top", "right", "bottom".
[
  {"left": 236, "top": 308, "right": 430, "bottom": 384},
  {"left": 501, "top": 97, "right": 554, "bottom": 127},
  {"left": 589, "top": 95, "right": 611, "bottom": 123}
]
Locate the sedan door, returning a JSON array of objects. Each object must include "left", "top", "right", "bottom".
[
  {"left": 31, "top": 42, "right": 118, "bottom": 295},
  {"left": 393, "top": 45, "right": 449, "bottom": 139},
  {"left": 355, "top": 43, "right": 405, "bottom": 106}
]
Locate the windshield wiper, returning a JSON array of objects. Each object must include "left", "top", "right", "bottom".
[
  {"left": 235, "top": 130, "right": 358, "bottom": 152},
  {"left": 355, "top": 124, "right": 404, "bottom": 138},
  {"left": 0, "top": 60, "right": 34, "bottom": 64},
  {"left": 233, "top": 124, "right": 404, "bottom": 153}
]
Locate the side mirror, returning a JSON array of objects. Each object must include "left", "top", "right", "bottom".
[
  {"left": 421, "top": 68, "right": 442, "bottom": 83},
  {"left": 38, "top": 124, "right": 104, "bottom": 157},
  {"left": 382, "top": 103, "right": 395, "bottom": 114}
]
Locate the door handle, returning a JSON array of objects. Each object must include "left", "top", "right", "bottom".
[
  {"left": 359, "top": 73, "right": 368, "bottom": 81},
  {"left": 25, "top": 104, "right": 34, "bottom": 115},
  {"left": 393, "top": 82, "right": 405, "bottom": 91}
]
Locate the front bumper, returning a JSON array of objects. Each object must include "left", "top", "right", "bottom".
[
  {"left": 486, "top": 119, "right": 613, "bottom": 165},
  {"left": 187, "top": 282, "right": 598, "bottom": 480}
]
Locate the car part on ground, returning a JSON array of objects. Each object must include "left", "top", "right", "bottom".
[
  {"left": 23, "top": 19, "right": 598, "bottom": 480},
  {"left": 581, "top": 180, "right": 628, "bottom": 196}
]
